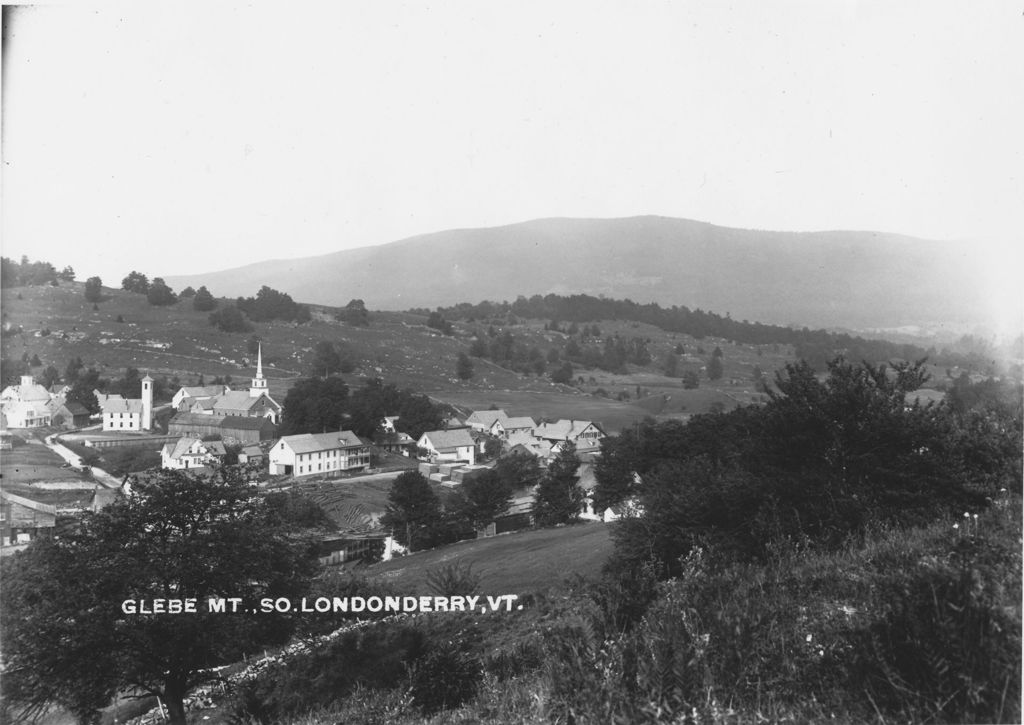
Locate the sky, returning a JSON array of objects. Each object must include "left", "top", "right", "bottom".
[{"left": 2, "top": 2, "right": 1022, "bottom": 297}]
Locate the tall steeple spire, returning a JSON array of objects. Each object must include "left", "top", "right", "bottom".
[{"left": 250, "top": 343, "right": 268, "bottom": 398}]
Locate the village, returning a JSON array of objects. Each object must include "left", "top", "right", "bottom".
[{"left": 1, "top": 342, "right": 621, "bottom": 563}]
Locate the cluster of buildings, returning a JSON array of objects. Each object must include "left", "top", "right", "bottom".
[
  {"left": 263, "top": 408, "right": 607, "bottom": 483},
  {"left": 0, "top": 376, "right": 91, "bottom": 430}
]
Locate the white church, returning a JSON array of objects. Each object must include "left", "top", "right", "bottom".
[{"left": 100, "top": 374, "right": 154, "bottom": 431}]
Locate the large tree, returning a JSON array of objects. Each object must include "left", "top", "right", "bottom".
[
  {"left": 83, "top": 276, "right": 103, "bottom": 303},
  {"left": 380, "top": 471, "right": 442, "bottom": 551},
  {"left": 533, "top": 442, "right": 584, "bottom": 526},
  {"left": 279, "top": 376, "right": 350, "bottom": 435},
  {"left": 192, "top": 285, "right": 217, "bottom": 311},
  {"left": 0, "top": 468, "right": 319, "bottom": 725},
  {"left": 146, "top": 277, "right": 177, "bottom": 306},
  {"left": 450, "top": 469, "right": 514, "bottom": 530},
  {"left": 121, "top": 270, "right": 150, "bottom": 294},
  {"left": 456, "top": 352, "right": 474, "bottom": 380}
]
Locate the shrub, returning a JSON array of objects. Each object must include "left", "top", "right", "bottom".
[
  {"left": 425, "top": 560, "right": 481, "bottom": 597},
  {"left": 852, "top": 506, "right": 1022, "bottom": 723},
  {"left": 408, "top": 641, "right": 482, "bottom": 716}
]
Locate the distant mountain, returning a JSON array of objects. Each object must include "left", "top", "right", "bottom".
[{"left": 165, "top": 216, "right": 991, "bottom": 330}]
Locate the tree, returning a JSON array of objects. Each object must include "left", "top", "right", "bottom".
[
  {"left": 192, "top": 285, "right": 217, "bottom": 311},
  {"left": 682, "top": 370, "right": 700, "bottom": 389},
  {"left": 605, "top": 358, "right": 1015, "bottom": 575},
  {"left": 551, "top": 361, "right": 574, "bottom": 384},
  {"left": 310, "top": 341, "right": 344, "bottom": 377},
  {"left": 0, "top": 468, "right": 320, "bottom": 724},
  {"left": 39, "top": 365, "right": 60, "bottom": 389},
  {"left": 380, "top": 471, "right": 442, "bottom": 551},
  {"left": 456, "top": 352, "right": 474, "bottom": 380},
  {"left": 338, "top": 299, "right": 369, "bottom": 326},
  {"left": 58, "top": 265, "right": 75, "bottom": 282},
  {"left": 426, "top": 311, "right": 453, "bottom": 335},
  {"left": 279, "top": 376, "right": 350, "bottom": 435},
  {"left": 237, "top": 286, "right": 310, "bottom": 323},
  {"left": 83, "top": 276, "right": 103, "bottom": 303},
  {"left": 450, "top": 470, "right": 513, "bottom": 530},
  {"left": 664, "top": 352, "right": 679, "bottom": 377},
  {"left": 533, "top": 442, "right": 584, "bottom": 526},
  {"left": 146, "top": 277, "right": 177, "bottom": 306},
  {"left": 121, "top": 271, "right": 150, "bottom": 294},
  {"left": 494, "top": 451, "right": 542, "bottom": 491},
  {"left": 179, "top": 286, "right": 196, "bottom": 298},
  {"left": 707, "top": 356, "right": 724, "bottom": 381},
  {"left": 469, "top": 337, "right": 487, "bottom": 357},
  {"left": 208, "top": 305, "right": 251, "bottom": 333}
]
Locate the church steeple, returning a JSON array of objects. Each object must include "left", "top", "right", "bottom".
[{"left": 250, "top": 343, "right": 269, "bottom": 398}]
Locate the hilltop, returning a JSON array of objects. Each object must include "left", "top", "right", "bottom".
[{"left": 164, "top": 215, "right": 994, "bottom": 332}]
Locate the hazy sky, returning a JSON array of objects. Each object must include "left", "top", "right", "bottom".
[{"left": 2, "top": 1, "right": 1022, "bottom": 284}]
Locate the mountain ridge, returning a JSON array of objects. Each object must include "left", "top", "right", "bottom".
[{"left": 165, "top": 215, "right": 990, "bottom": 331}]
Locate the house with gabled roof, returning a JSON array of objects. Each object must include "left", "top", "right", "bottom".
[
  {"left": 0, "top": 375, "right": 55, "bottom": 428},
  {"left": 269, "top": 430, "right": 371, "bottom": 478},
  {"left": 172, "top": 385, "right": 229, "bottom": 411},
  {"left": 504, "top": 416, "right": 536, "bottom": 434},
  {"left": 417, "top": 428, "right": 476, "bottom": 465},
  {"left": 49, "top": 400, "right": 92, "bottom": 430},
  {"left": 160, "top": 437, "right": 227, "bottom": 470},
  {"left": 1, "top": 490, "right": 57, "bottom": 545},
  {"left": 465, "top": 409, "right": 507, "bottom": 433},
  {"left": 532, "top": 419, "right": 605, "bottom": 453}
]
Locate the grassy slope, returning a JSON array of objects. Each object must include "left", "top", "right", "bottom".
[
  {"left": 3, "top": 283, "right": 797, "bottom": 436},
  {"left": 368, "top": 522, "right": 614, "bottom": 595}
]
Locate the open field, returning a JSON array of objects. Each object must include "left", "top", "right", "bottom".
[
  {"left": 368, "top": 522, "right": 614, "bottom": 595},
  {"left": 0, "top": 431, "right": 91, "bottom": 485}
]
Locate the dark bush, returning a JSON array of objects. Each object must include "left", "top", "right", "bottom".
[{"left": 408, "top": 641, "right": 482, "bottom": 716}]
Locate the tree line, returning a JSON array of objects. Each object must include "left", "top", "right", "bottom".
[{"left": 432, "top": 292, "right": 989, "bottom": 370}]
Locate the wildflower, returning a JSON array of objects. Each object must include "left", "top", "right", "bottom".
[
  {"left": 963, "top": 511, "right": 970, "bottom": 518},
  {"left": 953, "top": 523, "right": 959, "bottom": 530},
  {"left": 806, "top": 634, "right": 813, "bottom": 643}
]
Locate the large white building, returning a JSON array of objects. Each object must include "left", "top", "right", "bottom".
[
  {"left": 417, "top": 428, "right": 476, "bottom": 465},
  {"left": 0, "top": 376, "right": 54, "bottom": 428},
  {"left": 100, "top": 375, "right": 154, "bottom": 431},
  {"left": 269, "top": 430, "right": 371, "bottom": 478}
]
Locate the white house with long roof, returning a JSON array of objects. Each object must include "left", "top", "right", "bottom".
[
  {"left": 269, "top": 430, "right": 371, "bottom": 478},
  {"left": 160, "top": 437, "right": 227, "bottom": 470},
  {"left": 417, "top": 428, "right": 476, "bottom": 465},
  {"left": 0, "top": 376, "right": 54, "bottom": 428}
]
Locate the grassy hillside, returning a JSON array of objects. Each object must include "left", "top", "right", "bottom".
[
  {"left": 368, "top": 522, "right": 613, "bottom": 595},
  {"left": 3, "top": 282, "right": 795, "bottom": 432}
]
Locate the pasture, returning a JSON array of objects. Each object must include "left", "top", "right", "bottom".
[
  {"left": 368, "top": 522, "right": 614, "bottom": 595},
  {"left": 0, "top": 431, "right": 90, "bottom": 486}
]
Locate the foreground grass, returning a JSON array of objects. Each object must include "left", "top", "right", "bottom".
[{"left": 222, "top": 500, "right": 1020, "bottom": 724}]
